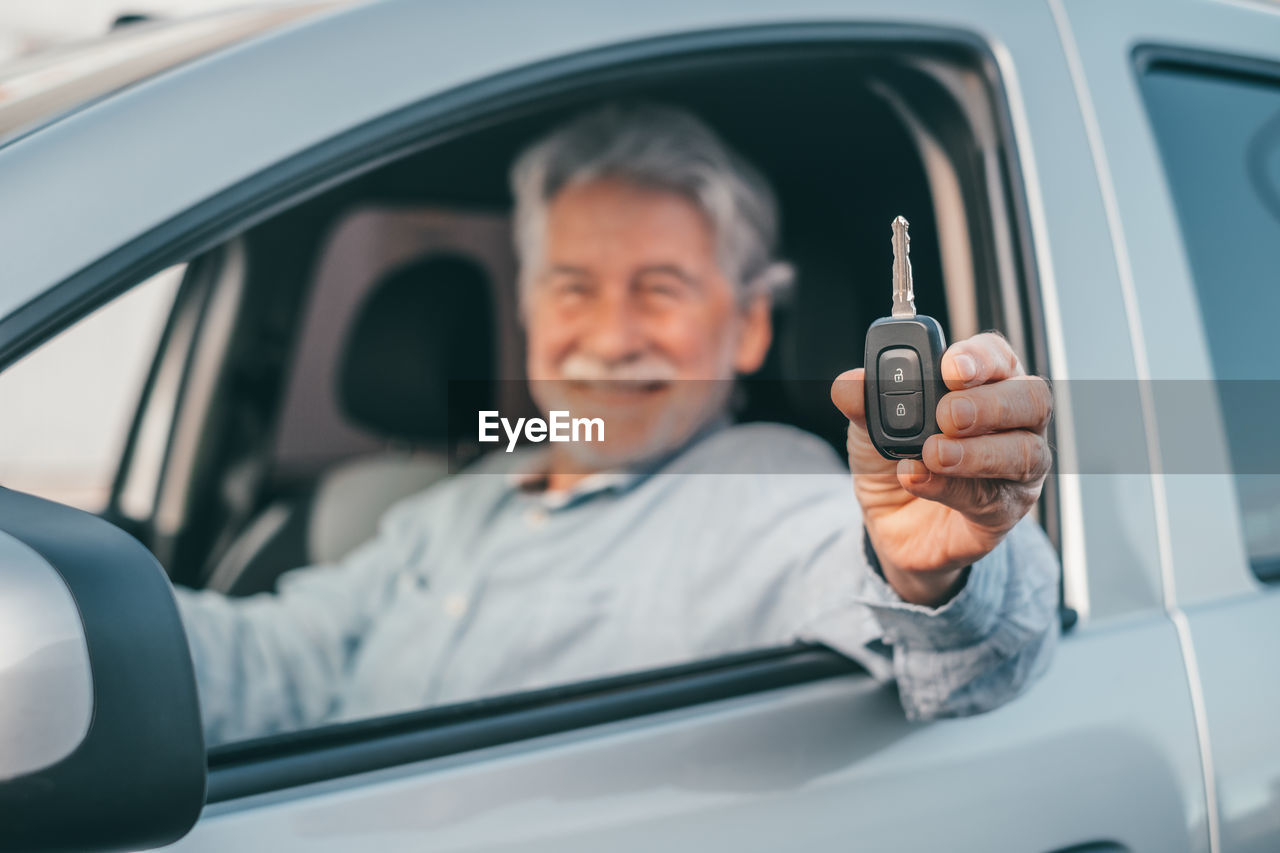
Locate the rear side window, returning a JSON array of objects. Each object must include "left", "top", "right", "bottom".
[
  {"left": 0, "top": 266, "right": 181, "bottom": 511},
  {"left": 1139, "top": 59, "right": 1280, "bottom": 582}
]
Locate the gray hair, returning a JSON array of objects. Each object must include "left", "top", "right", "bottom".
[{"left": 509, "top": 103, "right": 794, "bottom": 308}]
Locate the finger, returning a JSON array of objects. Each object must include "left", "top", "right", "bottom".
[
  {"left": 936, "top": 375, "right": 1053, "bottom": 438},
  {"left": 921, "top": 430, "right": 1052, "bottom": 483},
  {"left": 895, "top": 459, "right": 936, "bottom": 491},
  {"left": 830, "top": 368, "right": 866, "bottom": 427},
  {"left": 941, "top": 332, "right": 1025, "bottom": 391},
  {"left": 896, "top": 459, "right": 1040, "bottom": 526}
]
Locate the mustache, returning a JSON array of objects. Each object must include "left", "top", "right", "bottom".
[{"left": 557, "top": 353, "right": 679, "bottom": 383}]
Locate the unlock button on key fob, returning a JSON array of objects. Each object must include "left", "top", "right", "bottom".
[
  {"left": 880, "top": 391, "right": 923, "bottom": 436},
  {"left": 878, "top": 347, "right": 922, "bottom": 392}
]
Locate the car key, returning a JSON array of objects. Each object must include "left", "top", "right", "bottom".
[{"left": 863, "top": 216, "right": 948, "bottom": 460}]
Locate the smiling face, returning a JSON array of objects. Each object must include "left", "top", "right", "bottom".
[{"left": 524, "top": 177, "right": 772, "bottom": 474}]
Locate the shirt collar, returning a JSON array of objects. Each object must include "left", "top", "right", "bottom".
[{"left": 506, "top": 413, "right": 731, "bottom": 510}]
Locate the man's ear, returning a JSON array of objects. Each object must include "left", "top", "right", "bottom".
[{"left": 733, "top": 293, "right": 773, "bottom": 374}]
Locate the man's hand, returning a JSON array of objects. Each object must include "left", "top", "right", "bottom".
[{"left": 830, "top": 332, "right": 1053, "bottom": 607}]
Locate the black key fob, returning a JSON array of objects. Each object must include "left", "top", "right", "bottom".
[{"left": 863, "top": 314, "right": 948, "bottom": 460}]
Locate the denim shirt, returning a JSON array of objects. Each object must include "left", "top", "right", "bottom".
[{"left": 175, "top": 421, "right": 1061, "bottom": 745}]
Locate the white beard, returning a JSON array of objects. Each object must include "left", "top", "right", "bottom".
[{"left": 529, "top": 341, "right": 737, "bottom": 472}]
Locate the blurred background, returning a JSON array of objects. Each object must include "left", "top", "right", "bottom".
[{"left": 0, "top": 1, "right": 248, "bottom": 63}]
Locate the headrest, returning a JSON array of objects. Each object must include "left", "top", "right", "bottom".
[
  {"left": 338, "top": 253, "right": 495, "bottom": 444},
  {"left": 737, "top": 242, "right": 876, "bottom": 454},
  {"left": 740, "top": 209, "right": 946, "bottom": 456}
]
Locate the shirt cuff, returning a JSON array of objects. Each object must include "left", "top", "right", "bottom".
[{"left": 855, "top": 527, "right": 1010, "bottom": 652}]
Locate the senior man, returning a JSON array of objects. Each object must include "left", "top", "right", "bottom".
[{"left": 177, "top": 103, "right": 1060, "bottom": 745}]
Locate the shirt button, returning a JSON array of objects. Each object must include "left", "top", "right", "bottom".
[
  {"left": 396, "top": 571, "right": 426, "bottom": 595},
  {"left": 443, "top": 593, "right": 469, "bottom": 619},
  {"left": 524, "top": 506, "right": 549, "bottom": 529}
]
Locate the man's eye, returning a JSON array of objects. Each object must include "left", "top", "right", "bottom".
[
  {"left": 638, "top": 279, "right": 686, "bottom": 300},
  {"left": 554, "top": 280, "right": 591, "bottom": 298}
]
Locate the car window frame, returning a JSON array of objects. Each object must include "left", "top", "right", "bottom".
[
  {"left": 0, "top": 23, "right": 1054, "bottom": 802},
  {"left": 1136, "top": 46, "right": 1280, "bottom": 585},
  {"left": 1131, "top": 42, "right": 1280, "bottom": 600},
  {"left": 104, "top": 242, "right": 251, "bottom": 578}
]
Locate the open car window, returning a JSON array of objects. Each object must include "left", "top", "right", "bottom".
[{"left": 204, "top": 48, "right": 1039, "bottom": 752}]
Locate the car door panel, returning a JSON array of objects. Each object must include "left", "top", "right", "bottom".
[
  {"left": 1184, "top": 596, "right": 1280, "bottom": 851},
  {"left": 1063, "top": 2, "right": 1280, "bottom": 851},
  {"left": 1055, "top": 0, "right": 1278, "bottom": 609},
  {"left": 170, "top": 617, "right": 1204, "bottom": 852}
]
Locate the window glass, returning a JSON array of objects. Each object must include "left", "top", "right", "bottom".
[
  {"left": 0, "top": 265, "right": 182, "bottom": 511},
  {"left": 1140, "top": 62, "right": 1280, "bottom": 581},
  {"left": 172, "top": 63, "right": 1052, "bottom": 751}
]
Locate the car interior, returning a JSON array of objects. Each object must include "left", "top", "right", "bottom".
[{"left": 96, "top": 48, "right": 1040, "bottom": 609}]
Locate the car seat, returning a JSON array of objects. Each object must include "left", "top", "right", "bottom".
[{"left": 205, "top": 252, "right": 496, "bottom": 596}]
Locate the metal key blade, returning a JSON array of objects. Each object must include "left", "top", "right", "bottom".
[{"left": 891, "top": 215, "right": 916, "bottom": 318}]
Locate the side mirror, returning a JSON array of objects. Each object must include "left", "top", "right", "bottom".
[{"left": 0, "top": 488, "right": 205, "bottom": 851}]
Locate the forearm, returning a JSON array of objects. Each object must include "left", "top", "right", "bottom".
[
  {"left": 175, "top": 586, "right": 347, "bottom": 744},
  {"left": 857, "top": 516, "right": 1061, "bottom": 720},
  {"left": 173, "top": 531, "right": 409, "bottom": 743}
]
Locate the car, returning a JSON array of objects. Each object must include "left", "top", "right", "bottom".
[{"left": 0, "top": 0, "right": 1277, "bottom": 850}]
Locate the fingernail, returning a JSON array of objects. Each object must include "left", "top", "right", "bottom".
[
  {"left": 936, "top": 439, "right": 963, "bottom": 468},
  {"left": 954, "top": 354, "right": 977, "bottom": 383},
  {"left": 948, "top": 396, "right": 977, "bottom": 430}
]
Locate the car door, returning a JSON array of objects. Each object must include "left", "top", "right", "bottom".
[
  {"left": 1058, "top": 0, "right": 1280, "bottom": 850},
  {"left": 0, "top": 2, "right": 1209, "bottom": 852}
]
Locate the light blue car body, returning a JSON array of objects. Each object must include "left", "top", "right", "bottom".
[{"left": 0, "top": 1, "right": 1277, "bottom": 850}]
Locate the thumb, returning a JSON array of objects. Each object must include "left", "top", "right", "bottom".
[
  {"left": 830, "top": 368, "right": 866, "bottom": 426},
  {"left": 831, "top": 369, "right": 898, "bottom": 478}
]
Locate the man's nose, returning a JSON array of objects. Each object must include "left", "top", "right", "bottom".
[{"left": 580, "top": 293, "right": 646, "bottom": 362}]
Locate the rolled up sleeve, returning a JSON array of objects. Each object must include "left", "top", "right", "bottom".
[{"left": 853, "top": 516, "right": 1061, "bottom": 720}]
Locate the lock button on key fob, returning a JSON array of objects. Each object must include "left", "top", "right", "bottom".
[
  {"left": 881, "top": 391, "right": 923, "bottom": 436},
  {"left": 863, "top": 217, "right": 948, "bottom": 459}
]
